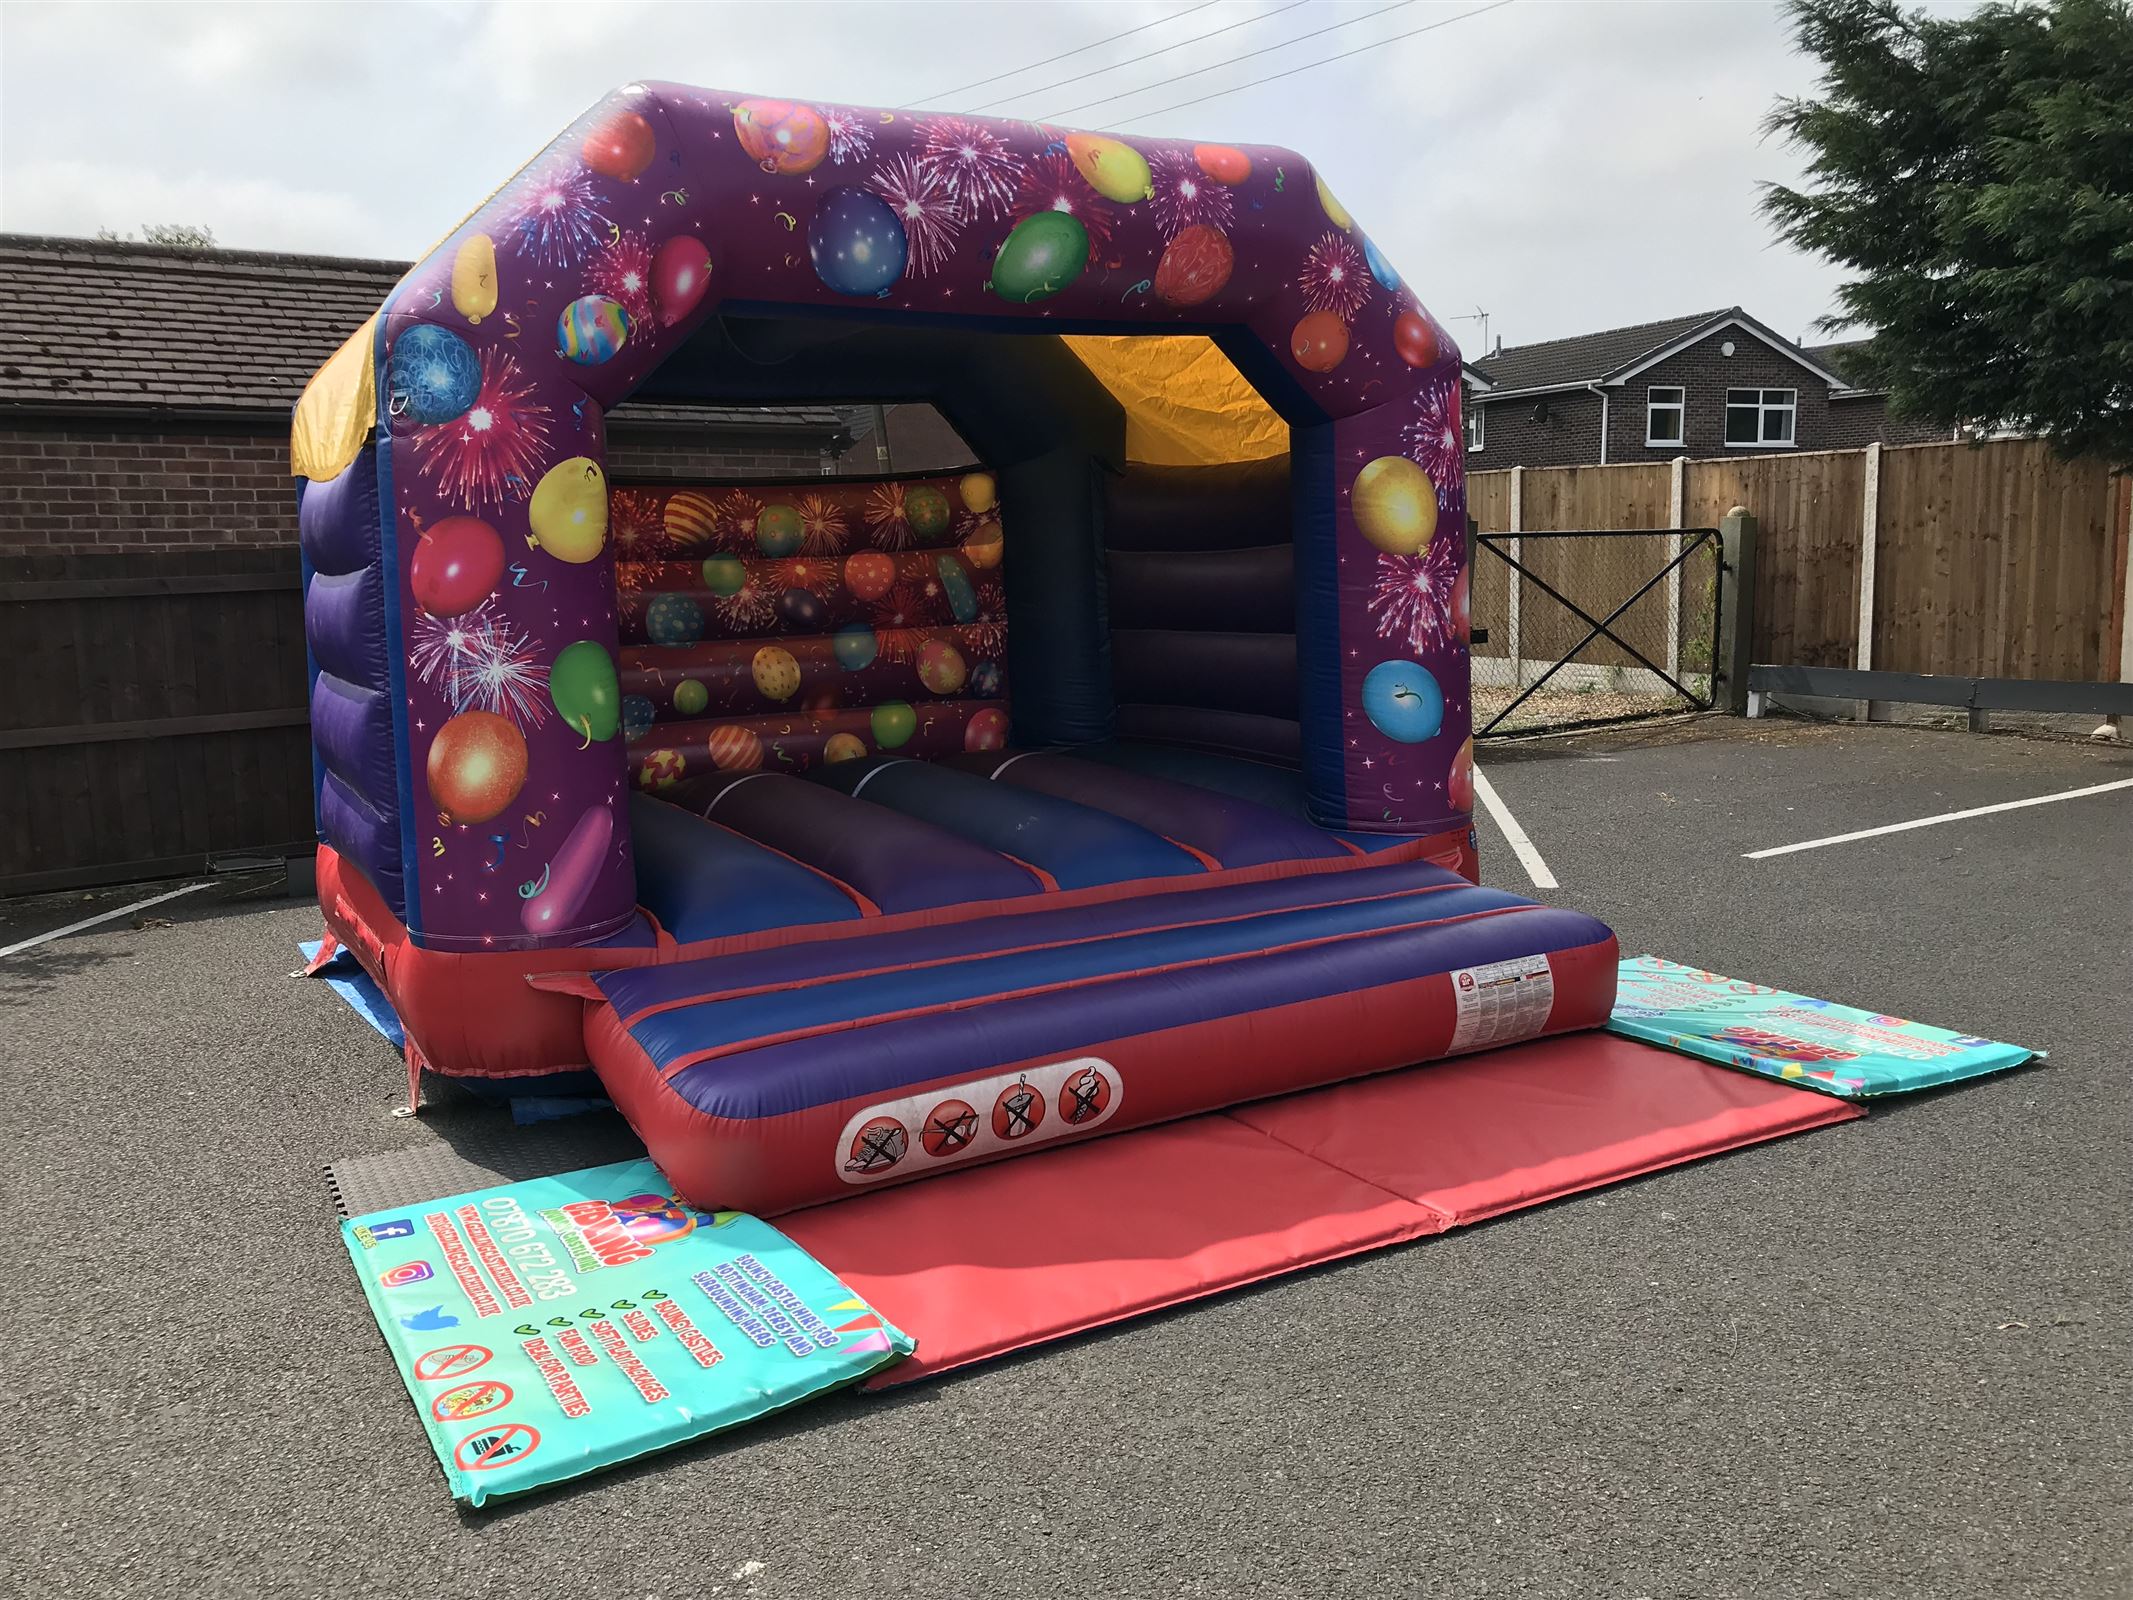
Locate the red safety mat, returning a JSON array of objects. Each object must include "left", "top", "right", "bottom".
[
  {"left": 1230, "top": 1031, "right": 1857, "bottom": 1226},
  {"left": 778, "top": 1033, "right": 1859, "bottom": 1386},
  {"left": 781, "top": 1115, "right": 1444, "bottom": 1384}
]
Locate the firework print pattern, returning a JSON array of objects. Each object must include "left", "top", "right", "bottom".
[
  {"left": 343, "top": 81, "right": 1468, "bottom": 946},
  {"left": 867, "top": 154, "right": 964, "bottom": 278}
]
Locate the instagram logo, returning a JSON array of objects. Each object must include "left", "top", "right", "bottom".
[{"left": 380, "top": 1261, "right": 436, "bottom": 1288}]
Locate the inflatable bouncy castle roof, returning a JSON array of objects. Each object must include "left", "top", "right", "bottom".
[{"left": 295, "top": 84, "right": 1472, "bottom": 961}]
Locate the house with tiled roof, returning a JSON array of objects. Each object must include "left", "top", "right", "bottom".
[
  {"left": 0, "top": 234, "right": 917, "bottom": 555},
  {"left": 1458, "top": 307, "right": 1952, "bottom": 470}
]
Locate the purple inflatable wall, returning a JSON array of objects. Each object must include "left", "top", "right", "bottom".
[{"left": 300, "top": 442, "right": 408, "bottom": 919}]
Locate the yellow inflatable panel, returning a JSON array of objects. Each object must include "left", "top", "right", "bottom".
[
  {"left": 290, "top": 315, "right": 379, "bottom": 482},
  {"left": 1063, "top": 334, "right": 1287, "bottom": 467}
]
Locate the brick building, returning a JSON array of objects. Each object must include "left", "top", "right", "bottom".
[
  {"left": 0, "top": 234, "right": 977, "bottom": 555},
  {"left": 1460, "top": 307, "right": 1952, "bottom": 471}
]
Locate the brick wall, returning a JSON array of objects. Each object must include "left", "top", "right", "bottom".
[
  {"left": 1462, "top": 385, "right": 1604, "bottom": 469},
  {"left": 0, "top": 418, "right": 844, "bottom": 553},
  {"left": 1821, "top": 394, "right": 1952, "bottom": 451},
  {"left": 0, "top": 422, "right": 291, "bottom": 553}
]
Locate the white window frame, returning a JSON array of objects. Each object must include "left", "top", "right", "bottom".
[
  {"left": 1465, "top": 400, "right": 1485, "bottom": 453},
  {"left": 1645, "top": 385, "right": 1685, "bottom": 448},
  {"left": 1725, "top": 388, "right": 1797, "bottom": 448}
]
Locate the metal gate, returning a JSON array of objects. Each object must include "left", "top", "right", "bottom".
[{"left": 1469, "top": 526, "right": 1721, "bottom": 738}]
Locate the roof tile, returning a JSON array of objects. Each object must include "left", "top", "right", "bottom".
[
  {"left": 1469, "top": 309, "right": 1731, "bottom": 394},
  {"left": 0, "top": 233, "right": 850, "bottom": 437}
]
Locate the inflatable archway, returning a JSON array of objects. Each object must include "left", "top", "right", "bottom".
[{"left": 297, "top": 84, "right": 1612, "bottom": 1210}]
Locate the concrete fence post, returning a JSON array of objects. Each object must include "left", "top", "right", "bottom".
[
  {"left": 1717, "top": 506, "right": 1758, "bottom": 715},
  {"left": 1856, "top": 441, "right": 1883, "bottom": 723},
  {"left": 1507, "top": 464, "right": 1525, "bottom": 686},
  {"left": 2102, "top": 470, "right": 2133, "bottom": 742},
  {"left": 1665, "top": 455, "right": 1686, "bottom": 680}
]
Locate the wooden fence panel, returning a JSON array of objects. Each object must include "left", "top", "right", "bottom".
[
  {"left": 1687, "top": 449, "right": 1865, "bottom": 669},
  {"left": 1466, "top": 470, "right": 1512, "bottom": 660},
  {"left": 1466, "top": 470, "right": 1512, "bottom": 535},
  {"left": 1516, "top": 462, "right": 1673, "bottom": 533},
  {"left": 1873, "top": 438, "right": 2121, "bottom": 679},
  {"left": 1508, "top": 464, "right": 1674, "bottom": 671},
  {"left": 0, "top": 549, "right": 313, "bottom": 894}
]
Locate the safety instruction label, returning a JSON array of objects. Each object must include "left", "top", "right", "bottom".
[
  {"left": 342, "top": 1158, "right": 911, "bottom": 1505},
  {"left": 1608, "top": 954, "right": 2033, "bottom": 1098},
  {"left": 1447, "top": 954, "right": 1555, "bottom": 1052}
]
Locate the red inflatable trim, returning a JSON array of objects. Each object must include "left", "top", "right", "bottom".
[
  {"left": 315, "top": 822, "right": 1475, "bottom": 1081},
  {"left": 315, "top": 845, "right": 662, "bottom": 1080}
]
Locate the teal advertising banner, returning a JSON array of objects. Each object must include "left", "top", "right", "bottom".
[
  {"left": 342, "top": 1158, "right": 912, "bottom": 1504},
  {"left": 1609, "top": 955, "right": 2032, "bottom": 1098}
]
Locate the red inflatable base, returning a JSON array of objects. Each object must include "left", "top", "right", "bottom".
[
  {"left": 315, "top": 845, "right": 660, "bottom": 1081},
  {"left": 779, "top": 1033, "right": 1860, "bottom": 1385}
]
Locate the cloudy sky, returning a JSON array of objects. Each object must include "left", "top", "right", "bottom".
[{"left": 0, "top": 0, "right": 1887, "bottom": 352}]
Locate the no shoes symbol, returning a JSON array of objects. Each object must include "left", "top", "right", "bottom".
[{"left": 845, "top": 1116, "right": 908, "bottom": 1174}]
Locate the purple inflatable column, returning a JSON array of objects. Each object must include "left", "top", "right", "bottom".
[
  {"left": 1306, "top": 382, "right": 1473, "bottom": 838},
  {"left": 375, "top": 86, "right": 722, "bottom": 950}
]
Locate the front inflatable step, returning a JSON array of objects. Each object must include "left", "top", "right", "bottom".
[{"left": 585, "top": 864, "right": 1619, "bottom": 1214}]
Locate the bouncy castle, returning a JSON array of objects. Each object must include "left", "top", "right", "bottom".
[{"left": 294, "top": 82, "right": 1621, "bottom": 1215}]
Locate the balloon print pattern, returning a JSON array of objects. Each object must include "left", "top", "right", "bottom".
[
  {"left": 609, "top": 476, "right": 1010, "bottom": 786},
  {"left": 355, "top": 80, "right": 1466, "bottom": 947}
]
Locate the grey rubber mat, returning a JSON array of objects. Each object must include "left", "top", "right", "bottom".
[{"left": 326, "top": 1108, "right": 647, "bottom": 1218}]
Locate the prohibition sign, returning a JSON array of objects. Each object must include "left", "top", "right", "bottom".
[
  {"left": 453, "top": 1423, "right": 541, "bottom": 1472},
  {"left": 413, "top": 1343, "right": 492, "bottom": 1381},
  {"left": 430, "top": 1379, "right": 514, "bottom": 1422}
]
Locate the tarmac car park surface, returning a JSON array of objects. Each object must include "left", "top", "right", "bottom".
[{"left": 3, "top": 718, "right": 2128, "bottom": 1600}]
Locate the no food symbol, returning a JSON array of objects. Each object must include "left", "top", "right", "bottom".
[
  {"left": 993, "top": 1077, "right": 1044, "bottom": 1140},
  {"left": 453, "top": 1423, "right": 541, "bottom": 1472},
  {"left": 413, "top": 1343, "right": 493, "bottom": 1382},
  {"left": 1062, "top": 1066, "right": 1117, "bottom": 1126},
  {"left": 430, "top": 1380, "right": 514, "bottom": 1422},
  {"left": 1059, "top": 1064, "right": 1112, "bottom": 1125}
]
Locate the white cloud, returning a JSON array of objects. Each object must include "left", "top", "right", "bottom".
[
  {"left": 4, "top": 158, "right": 388, "bottom": 256},
  {"left": 0, "top": 0, "right": 1863, "bottom": 348}
]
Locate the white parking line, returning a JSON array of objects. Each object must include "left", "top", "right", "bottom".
[
  {"left": 0, "top": 881, "right": 211, "bottom": 960},
  {"left": 1472, "top": 768, "right": 1559, "bottom": 889},
  {"left": 1746, "top": 776, "right": 2133, "bottom": 860}
]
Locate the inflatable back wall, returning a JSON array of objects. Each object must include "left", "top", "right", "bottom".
[
  {"left": 614, "top": 472, "right": 1011, "bottom": 789},
  {"left": 1105, "top": 457, "right": 1298, "bottom": 766}
]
